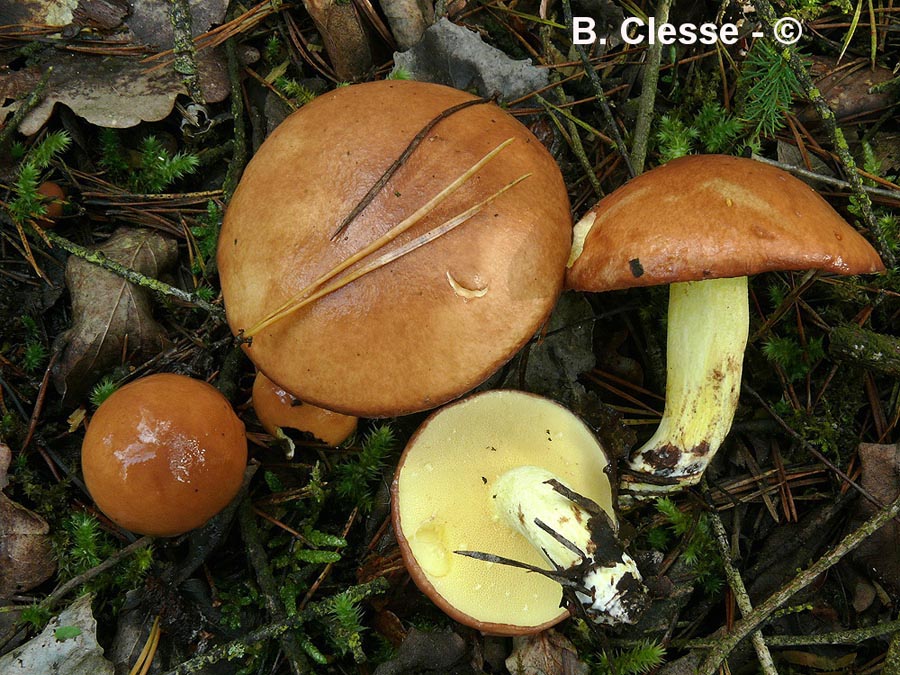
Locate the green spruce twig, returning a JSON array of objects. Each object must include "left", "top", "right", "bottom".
[
  {"left": 751, "top": 0, "right": 895, "bottom": 269},
  {"left": 695, "top": 491, "right": 900, "bottom": 675}
]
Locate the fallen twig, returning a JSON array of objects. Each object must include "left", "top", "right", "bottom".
[
  {"left": 330, "top": 96, "right": 493, "bottom": 239},
  {"left": 700, "top": 481, "right": 778, "bottom": 675},
  {"left": 238, "top": 500, "right": 309, "bottom": 675},
  {"left": 169, "top": 0, "right": 205, "bottom": 104},
  {"left": 223, "top": 37, "right": 249, "bottom": 202},
  {"left": 696, "top": 491, "right": 900, "bottom": 674},
  {"left": 829, "top": 323, "right": 900, "bottom": 378},
  {"left": 157, "top": 578, "right": 390, "bottom": 675},
  {"left": 630, "top": 0, "right": 672, "bottom": 173},
  {"left": 751, "top": 155, "right": 900, "bottom": 202},
  {"left": 0, "top": 68, "right": 52, "bottom": 150},
  {"left": 43, "top": 230, "right": 226, "bottom": 322},
  {"left": 0, "top": 536, "right": 154, "bottom": 652},
  {"left": 559, "top": 0, "right": 636, "bottom": 179}
]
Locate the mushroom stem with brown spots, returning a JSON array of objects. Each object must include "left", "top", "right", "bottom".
[
  {"left": 565, "top": 155, "right": 885, "bottom": 503},
  {"left": 619, "top": 277, "right": 748, "bottom": 499}
]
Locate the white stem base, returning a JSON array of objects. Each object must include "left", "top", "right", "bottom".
[
  {"left": 493, "top": 466, "right": 647, "bottom": 625},
  {"left": 623, "top": 277, "right": 749, "bottom": 498}
]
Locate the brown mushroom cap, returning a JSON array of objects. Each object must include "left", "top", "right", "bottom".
[
  {"left": 81, "top": 373, "right": 247, "bottom": 537},
  {"left": 391, "top": 390, "right": 614, "bottom": 635},
  {"left": 252, "top": 372, "right": 357, "bottom": 447},
  {"left": 36, "top": 181, "right": 66, "bottom": 228},
  {"left": 218, "top": 80, "right": 572, "bottom": 418},
  {"left": 566, "top": 154, "right": 885, "bottom": 292}
]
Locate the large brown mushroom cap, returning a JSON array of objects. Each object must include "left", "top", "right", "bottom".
[
  {"left": 218, "top": 80, "right": 572, "bottom": 418},
  {"left": 566, "top": 154, "right": 885, "bottom": 292},
  {"left": 391, "top": 390, "right": 614, "bottom": 635},
  {"left": 81, "top": 374, "right": 247, "bottom": 537}
]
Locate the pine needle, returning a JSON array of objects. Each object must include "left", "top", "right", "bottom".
[{"left": 242, "top": 138, "right": 517, "bottom": 338}]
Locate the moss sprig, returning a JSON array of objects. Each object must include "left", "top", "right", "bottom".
[{"left": 333, "top": 425, "right": 396, "bottom": 511}]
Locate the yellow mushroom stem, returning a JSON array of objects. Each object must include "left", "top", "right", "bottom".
[
  {"left": 620, "top": 276, "right": 749, "bottom": 500},
  {"left": 492, "top": 466, "right": 648, "bottom": 625}
]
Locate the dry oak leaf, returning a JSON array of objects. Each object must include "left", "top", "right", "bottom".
[
  {"left": 52, "top": 227, "right": 178, "bottom": 403},
  {"left": 0, "top": 593, "right": 114, "bottom": 675},
  {"left": 0, "top": 0, "right": 229, "bottom": 135},
  {"left": 0, "top": 443, "right": 56, "bottom": 599}
]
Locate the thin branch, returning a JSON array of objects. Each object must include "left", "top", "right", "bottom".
[
  {"left": 0, "top": 68, "right": 52, "bottom": 150},
  {"left": 751, "top": 155, "right": 900, "bottom": 201},
  {"left": 331, "top": 96, "right": 493, "bottom": 239},
  {"left": 43, "top": 229, "right": 226, "bottom": 321},
  {"left": 630, "top": 0, "right": 672, "bottom": 173},
  {"left": 559, "top": 0, "right": 636, "bottom": 179},
  {"left": 537, "top": 94, "right": 603, "bottom": 197},
  {"left": 223, "top": 37, "right": 248, "bottom": 201},
  {"left": 696, "top": 491, "right": 900, "bottom": 675},
  {"left": 238, "top": 499, "right": 309, "bottom": 675},
  {"left": 169, "top": 0, "right": 205, "bottom": 104},
  {"left": 700, "top": 481, "right": 778, "bottom": 675},
  {"left": 0, "top": 536, "right": 154, "bottom": 652},
  {"left": 611, "top": 618, "right": 900, "bottom": 648},
  {"left": 157, "top": 578, "right": 390, "bottom": 675}
]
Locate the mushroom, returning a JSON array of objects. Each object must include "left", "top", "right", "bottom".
[
  {"left": 218, "top": 80, "right": 572, "bottom": 418},
  {"left": 566, "top": 154, "right": 885, "bottom": 498},
  {"left": 252, "top": 371, "right": 357, "bottom": 449},
  {"left": 391, "top": 389, "right": 647, "bottom": 635},
  {"left": 81, "top": 373, "right": 247, "bottom": 536},
  {"left": 36, "top": 181, "right": 66, "bottom": 228}
]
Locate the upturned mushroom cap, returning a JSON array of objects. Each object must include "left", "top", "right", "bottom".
[
  {"left": 81, "top": 374, "right": 247, "bottom": 537},
  {"left": 566, "top": 154, "right": 885, "bottom": 291},
  {"left": 391, "top": 390, "right": 614, "bottom": 635},
  {"left": 252, "top": 372, "right": 357, "bottom": 447},
  {"left": 218, "top": 80, "right": 572, "bottom": 418}
]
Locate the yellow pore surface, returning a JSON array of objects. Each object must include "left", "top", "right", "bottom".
[{"left": 395, "top": 390, "right": 613, "bottom": 631}]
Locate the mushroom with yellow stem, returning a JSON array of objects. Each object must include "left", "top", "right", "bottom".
[
  {"left": 566, "top": 155, "right": 885, "bottom": 500},
  {"left": 252, "top": 371, "right": 358, "bottom": 454},
  {"left": 81, "top": 373, "right": 248, "bottom": 537},
  {"left": 218, "top": 79, "right": 572, "bottom": 419},
  {"left": 391, "top": 390, "right": 648, "bottom": 635}
]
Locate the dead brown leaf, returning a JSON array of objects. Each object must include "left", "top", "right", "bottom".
[
  {"left": 506, "top": 630, "right": 588, "bottom": 675},
  {"left": 797, "top": 56, "right": 895, "bottom": 124},
  {"left": 0, "top": 0, "right": 229, "bottom": 135},
  {"left": 52, "top": 227, "right": 178, "bottom": 403},
  {"left": 0, "top": 443, "right": 56, "bottom": 599}
]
